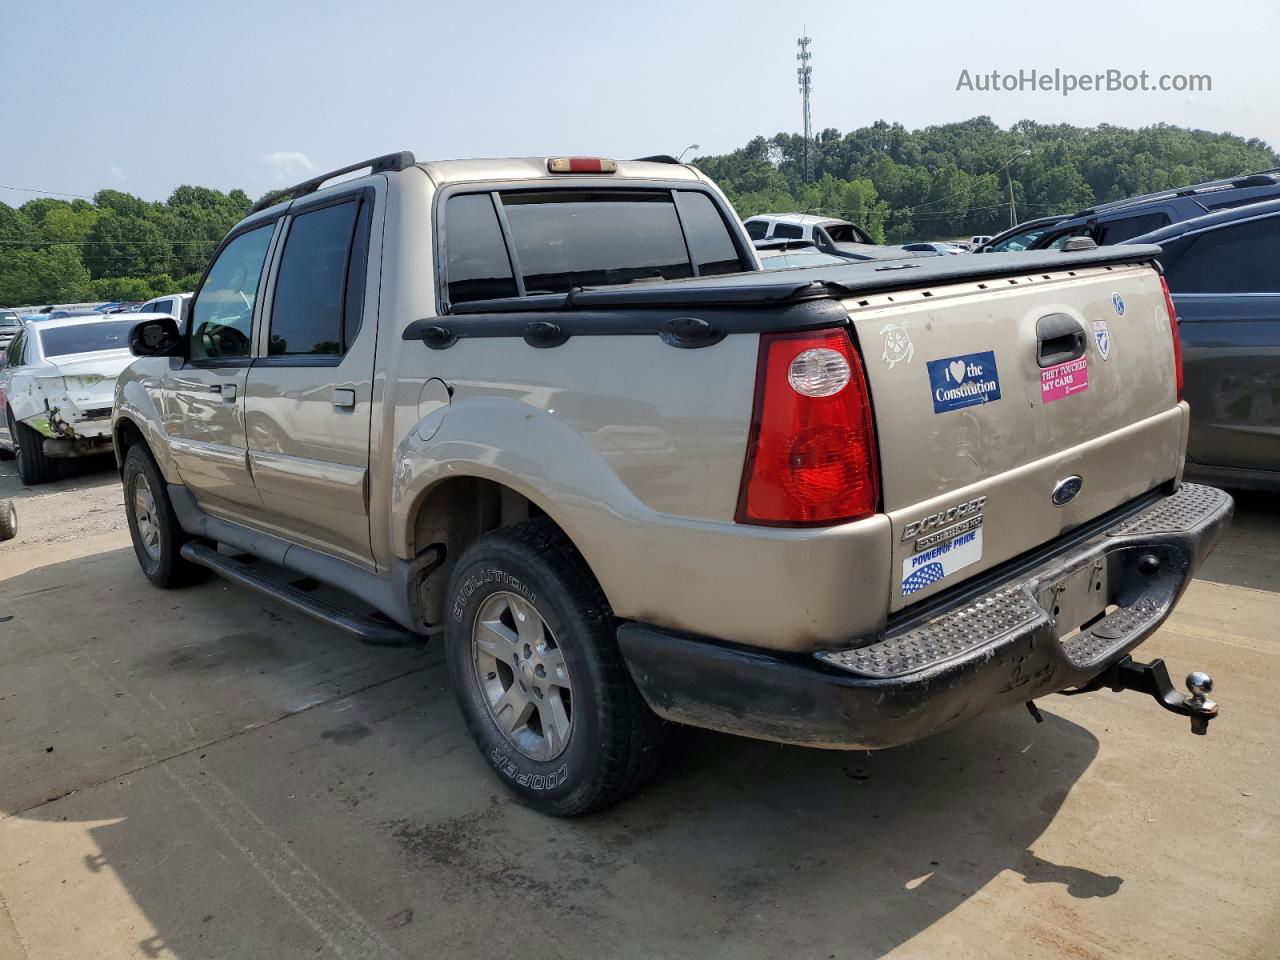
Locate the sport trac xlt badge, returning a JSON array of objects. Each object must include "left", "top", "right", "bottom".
[{"left": 901, "top": 496, "right": 987, "bottom": 552}]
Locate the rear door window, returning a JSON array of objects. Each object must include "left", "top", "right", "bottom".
[
  {"left": 1165, "top": 216, "right": 1280, "bottom": 294},
  {"left": 771, "top": 222, "right": 804, "bottom": 240},
  {"left": 744, "top": 220, "right": 769, "bottom": 240},
  {"left": 268, "top": 199, "right": 366, "bottom": 357},
  {"left": 1097, "top": 212, "right": 1171, "bottom": 244}
]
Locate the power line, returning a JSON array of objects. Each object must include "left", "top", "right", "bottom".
[
  {"left": 0, "top": 238, "right": 220, "bottom": 245},
  {"left": 0, "top": 184, "right": 95, "bottom": 200}
]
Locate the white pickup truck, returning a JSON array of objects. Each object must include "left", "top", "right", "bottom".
[{"left": 114, "top": 152, "right": 1229, "bottom": 815}]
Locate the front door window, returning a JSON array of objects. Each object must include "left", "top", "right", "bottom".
[{"left": 189, "top": 225, "right": 274, "bottom": 361}]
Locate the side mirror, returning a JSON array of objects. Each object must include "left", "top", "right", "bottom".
[{"left": 129, "top": 316, "right": 182, "bottom": 357}]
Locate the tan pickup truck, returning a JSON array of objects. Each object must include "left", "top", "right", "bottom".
[{"left": 114, "top": 152, "right": 1230, "bottom": 815}]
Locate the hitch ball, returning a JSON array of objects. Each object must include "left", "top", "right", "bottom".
[
  {"left": 1187, "top": 671, "right": 1213, "bottom": 697},
  {"left": 1185, "top": 671, "right": 1217, "bottom": 736}
]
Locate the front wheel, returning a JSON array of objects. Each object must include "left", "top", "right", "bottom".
[
  {"left": 444, "top": 519, "right": 665, "bottom": 816},
  {"left": 122, "top": 444, "right": 199, "bottom": 588}
]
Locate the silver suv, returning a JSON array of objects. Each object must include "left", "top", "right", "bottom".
[{"left": 115, "top": 151, "right": 1230, "bottom": 815}]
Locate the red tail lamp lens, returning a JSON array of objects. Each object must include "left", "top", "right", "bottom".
[{"left": 736, "top": 328, "right": 880, "bottom": 526}]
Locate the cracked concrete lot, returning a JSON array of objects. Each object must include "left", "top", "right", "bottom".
[{"left": 0, "top": 458, "right": 1277, "bottom": 959}]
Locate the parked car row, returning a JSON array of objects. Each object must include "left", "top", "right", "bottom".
[{"left": 960, "top": 170, "right": 1280, "bottom": 491}]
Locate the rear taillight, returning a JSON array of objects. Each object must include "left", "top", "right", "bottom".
[
  {"left": 1161, "top": 276, "right": 1183, "bottom": 401},
  {"left": 736, "top": 328, "right": 880, "bottom": 526}
]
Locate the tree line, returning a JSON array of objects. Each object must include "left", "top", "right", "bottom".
[
  {"left": 696, "top": 116, "right": 1279, "bottom": 243},
  {"left": 2, "top": 116, "right": 1277, "bottom": 306},
  {"left": 0, "top": 186, "right": 250, "bottom": 307}
]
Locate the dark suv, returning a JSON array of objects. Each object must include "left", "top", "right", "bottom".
[
  {"left": 1131, "top": 197, "right": 1280, "bottom": 491},
  {"left": 1019, "top": 170, "right": 1280, "bottom": 251}
]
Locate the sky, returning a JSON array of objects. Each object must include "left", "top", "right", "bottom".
[{"left": 3, "top": 0, "right": 1279, "bottom": 206}]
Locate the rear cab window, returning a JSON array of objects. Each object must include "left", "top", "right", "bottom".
[{"left": 443, "top": 187, "right": 746, "bottom": 307}]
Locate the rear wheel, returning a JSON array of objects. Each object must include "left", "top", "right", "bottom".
[
  {"left": 9, "top": 412, "right": 56, "bottom": 485},
  {"left": 444, "top": 518, "right": 666, "bottom": 816},
  {"left": 123, "top": 444, "right": 198, "bottom": 588}
]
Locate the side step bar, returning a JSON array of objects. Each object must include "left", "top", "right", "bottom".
[{"left": 180, "top": 542, "right": 420, "bottom": 647}]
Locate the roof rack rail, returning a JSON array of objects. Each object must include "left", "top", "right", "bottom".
[
  {"left": 632, "top": 154, "right": 681, "bottom": 164},
  {"left": 250, "top": 151, "right": 416, "bottom": 213},
  {"left": 1072, "top": 167, "right": 1280, "bottom": 218}
]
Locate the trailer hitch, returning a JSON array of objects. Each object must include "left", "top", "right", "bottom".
[{"left": 1059, "top": 656, "right": 1218, "bottom": 735}]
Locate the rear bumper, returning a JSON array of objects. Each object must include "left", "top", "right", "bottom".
[{"left": 617, "top": 483, "right": 1233, "bottom": 750}]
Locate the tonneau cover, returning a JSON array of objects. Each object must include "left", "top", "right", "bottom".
[{"left": 448, "top": 245, "right": 1162, "bottom": 313}]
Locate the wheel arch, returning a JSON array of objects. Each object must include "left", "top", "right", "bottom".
[{"left": 404, "top": 471, "right": 606, "bottom": 630}]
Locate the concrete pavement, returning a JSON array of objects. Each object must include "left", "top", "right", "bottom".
[{"left": 0, "top": 462, "right": 1276, "bottom": 959}]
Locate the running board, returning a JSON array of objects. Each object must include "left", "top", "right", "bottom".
[{"left": 179, "top": 542, "right": 420, "bottom": 647}]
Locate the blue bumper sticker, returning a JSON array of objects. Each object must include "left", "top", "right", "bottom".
[
  {"left": 926, "top": 351, "right": 1001, "bottom": 414},
  {"left": 902, "top": 528, "right": 983, "bottom": 596}
]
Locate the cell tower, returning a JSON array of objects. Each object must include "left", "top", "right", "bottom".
[{"left": 796, "top": 33, "right": 813, "bottom": 183}]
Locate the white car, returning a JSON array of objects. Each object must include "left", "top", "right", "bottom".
[
  {"left": 0, "top": 313, "right": 160, "bottom": 484},
  {"left": 137, "top": 292, "right": 192, "bottom": 325},
  {"left": 743, "top": 212, "right": 923, "bottom": 261},
  {"left": 901, "top": 241, "right": 967, "bottom": 255},
  {"left": 743, "top": 212, "right": 875, "bottom": 247}
]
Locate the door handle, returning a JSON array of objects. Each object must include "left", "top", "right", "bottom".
[
  {"left": 1035, "top": 313, "right": 1086, "bottom": 368},
  {"left": 209, "top": 383, "right": 237, "bottom": 401},
  {"left": 331, "top": 388, "right": 356, "bottom": 410}
]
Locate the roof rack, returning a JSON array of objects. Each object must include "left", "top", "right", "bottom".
[
  {"left": 1072, "top": 168, "right": 1280, "bottom": 218},
  {"left": 250, "top": 151, "right": 417, "bottom": 213}
]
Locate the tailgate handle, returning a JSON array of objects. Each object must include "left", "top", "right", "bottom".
[{"left": 1036, "top": 313, "right": 1087, "bottom": 368}]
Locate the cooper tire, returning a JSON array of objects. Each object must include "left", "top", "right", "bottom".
[
  {"left": 444, "top": 518, "right": 665, "bottom": 816},
  {"left": 10, "top": 412, "right": 56, "bottom": 485},
  {"left": 123, "top": 444, "right": 198, "bottom": 588}
]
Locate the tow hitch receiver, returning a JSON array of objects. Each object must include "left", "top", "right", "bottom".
[{"left": 1060, "top": 656, "right": 1219, "bottom": 735}]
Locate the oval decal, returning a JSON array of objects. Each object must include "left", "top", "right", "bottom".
[{"left": 1052, "top": 475, "right": 1084, "bottom": 506}]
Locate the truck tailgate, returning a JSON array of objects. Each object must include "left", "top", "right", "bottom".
[{"left": 845, "top": 262, "right": 1184, "bottom": 611}]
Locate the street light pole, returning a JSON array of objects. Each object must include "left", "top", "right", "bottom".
[{"left": 677, "top": 144, "right": 700, "bottom": 163}]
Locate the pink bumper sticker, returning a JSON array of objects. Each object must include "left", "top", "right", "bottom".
[{"left": 1041, "top": 358, "right": 1089, "bottom": 403}]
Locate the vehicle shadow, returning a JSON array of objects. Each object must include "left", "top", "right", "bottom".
[
  {"left": 0, "top": 451, "right": 117, "bottom": 502},
  {"left": 2, "top": 547, "right": 1113, "bottom": 959}
]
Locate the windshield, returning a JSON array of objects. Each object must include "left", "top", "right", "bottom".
[
  {"left": 0, "top": 312, "right": 20, "bottom": 329},
  {"left": 988, "top": 226, "right": 1057, "bottom": 252},
  {"left": 37, "top": 320, "right": 134, "bottom": 358}
]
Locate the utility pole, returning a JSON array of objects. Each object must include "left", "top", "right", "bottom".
[
  {"left": 1007, "top": 169, "right": 1017, "bottom": 228},
  {"left": 796, "top": 34, "right": 813, "bottom": 184}
]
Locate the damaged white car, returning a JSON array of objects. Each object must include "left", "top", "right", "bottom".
[{"left": 0, "top": 314, "right": 160, "bottom": 484}]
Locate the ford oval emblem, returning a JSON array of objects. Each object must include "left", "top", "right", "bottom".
[{"left": 1052, "top": 475, "right": 1084, "bottom": 506}]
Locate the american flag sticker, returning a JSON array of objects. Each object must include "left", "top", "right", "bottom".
[{"left": 901, "top": 528, "right": 983, "bottom": 596}]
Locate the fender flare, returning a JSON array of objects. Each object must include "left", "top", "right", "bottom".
[
  {"left": 390, "top": 396, "right": 656, "bottom": 604},
  {"left": 114, "top": 377, "right": 181, "bottom": 484}
]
